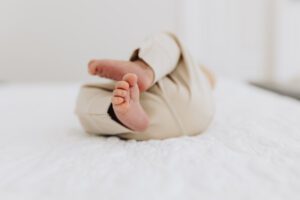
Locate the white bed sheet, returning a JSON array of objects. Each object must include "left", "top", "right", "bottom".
[{"left": 0, "top": 79, "right": 300, "bottom": 200}]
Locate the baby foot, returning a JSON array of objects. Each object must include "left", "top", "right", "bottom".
[
  {"left": 111, "top": 73, "right": 149, "bottom": 132},
  {"left": 88, "top": 59, "right": 154, "bottom": 92}
]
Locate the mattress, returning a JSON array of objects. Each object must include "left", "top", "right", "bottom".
[{"left": 0, "top": 79, "right": 300, "bottom": 200}]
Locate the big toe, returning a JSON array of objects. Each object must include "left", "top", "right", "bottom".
[
  {"left": 123, "top": 73, "right": 138, "bottom": 87},
  {"left": 88, "top": 60, "right": 97, "bottom": 75}
]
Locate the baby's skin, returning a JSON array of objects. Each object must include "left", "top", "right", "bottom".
[
  {"left": 88, "top": 60, "right": 153, "bottom": 131},
  {"left": 88, "top": 59, "right": 215, "bottom": 132}
]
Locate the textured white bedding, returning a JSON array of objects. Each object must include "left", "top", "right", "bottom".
[{"left": 0, "top": 79, "right": 300, "bottom": 200}]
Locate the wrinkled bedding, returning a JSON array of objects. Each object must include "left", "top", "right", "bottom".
[{"left": 0, "top": 79, "right": 299, "bottom": 200}]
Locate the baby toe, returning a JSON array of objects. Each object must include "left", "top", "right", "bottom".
[
  {"left": 88, "top": 60, "right": 98, "bottom": 74},
  {"left": 115, "top": 81, "right": 129, "bottom": 90},
  {"left": 123, "top": 73, "right": 138, "bottom": 87},
  {"left": 113, "top": 89, "right": 127, "bottom": 97},
  {"left": 111, "top": 96, "right": 124, "bottom": 105}
]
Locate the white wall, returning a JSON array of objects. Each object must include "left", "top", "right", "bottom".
[
  {"left": 2, "top": 0, "right": 299, "bottom": 83},
  {"left": 275, "top": 0, "right": 300, "bottom": 82},
  {"left": 0, "top": 0, "right": 180, "bottom": 82},
  {"left": 182, "top": 0, "right": 300, "bottom": 82},
  {"left": 181, "top": 0, "right": 271, "bottom": 81}
]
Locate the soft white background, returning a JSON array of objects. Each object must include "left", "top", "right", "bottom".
[
  {"left": 0, "top": 0, "right": 299, "bottom": 82},
  {"left": 0, "top": 0, "right": 181, "bottom": 82},
  {"left": 181, "top": 0, "right": 300, "bottom": 82}
]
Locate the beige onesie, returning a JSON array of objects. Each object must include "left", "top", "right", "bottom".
[{"left": 75, "top": 32, "right": 215, "bottom": 140}]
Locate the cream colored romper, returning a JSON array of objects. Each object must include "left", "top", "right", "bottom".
[{"left": 75, "top": 32, "right": 215, "bottom": 140}]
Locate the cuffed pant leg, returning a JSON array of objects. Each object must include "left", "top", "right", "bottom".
[{"left": 130, "top": 32, "right": 181, "bottom": 85}]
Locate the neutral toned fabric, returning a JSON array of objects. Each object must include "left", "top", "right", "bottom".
[
  {"left": 75, "top": 32, "right": 215, "bottom": 140},
  {"left": 1, "top": 80, "right": 300, "bottom": 200}
]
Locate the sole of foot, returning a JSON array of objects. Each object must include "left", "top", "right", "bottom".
[{"left": 111, "top": 73, "right": 149, "bottom": 132}]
